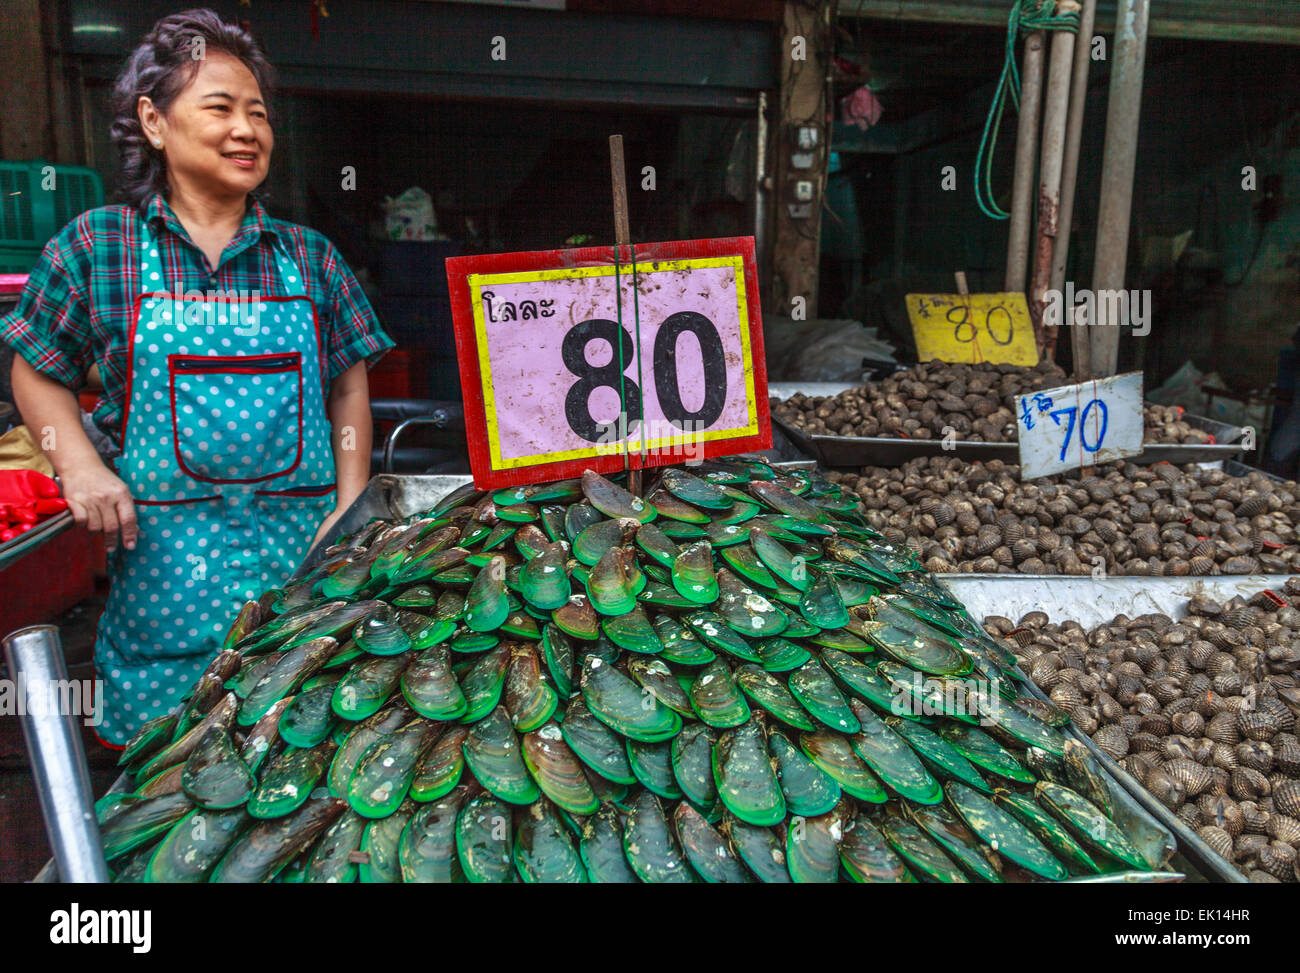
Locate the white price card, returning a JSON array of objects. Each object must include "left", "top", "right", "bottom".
[{"left": 1016, "top": 372, "right": 1144, "bottom": 480}]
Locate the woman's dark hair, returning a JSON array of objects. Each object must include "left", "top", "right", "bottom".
[{"left": 110, "top": 9, "right": 275, "bottom": 208}]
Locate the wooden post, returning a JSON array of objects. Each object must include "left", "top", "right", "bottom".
[
  {"left": 771, "top": 0, "right": 833, "bottom": 319},
  {"left": 1090, "top": 0, "right": 1151, "bottom": 376},
  {"left": 1030, "top": 3, "right": 1081, "bottom": 363},
  {"left": 608, "top": 134, "right": 642, "bottom": 495},
  {"left": 1056, "top": 0, "right": 1099, "bottom": 378},
  {"left": 1005, "top": 31, "right": 1046, "bottom": 296}
]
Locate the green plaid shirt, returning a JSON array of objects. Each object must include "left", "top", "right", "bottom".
[{"left": 1, "top": 193, "right": 393, "bottom": 446}]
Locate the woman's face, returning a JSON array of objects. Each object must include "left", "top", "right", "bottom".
[{"left": 142, "top": 50, "right": 273, "bottom": 201}]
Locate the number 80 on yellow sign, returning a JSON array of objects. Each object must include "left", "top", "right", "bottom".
[{"left": 905, "top": 291, "right": 1039, "bottom": 367}]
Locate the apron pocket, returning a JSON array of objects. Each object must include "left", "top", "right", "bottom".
[{"left": 170, "top": 352, "right": 303, "bottom": 484}]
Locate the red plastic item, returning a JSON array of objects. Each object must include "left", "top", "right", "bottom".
[
  {"left": 0, "top": 524, "right": 98, "bottom": 632},
  {"left": 0, "top": 469, "right": 60, "bottom": 502}
]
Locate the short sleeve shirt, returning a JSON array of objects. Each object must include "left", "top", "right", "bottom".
[{"left": 0, "top": 193, "right": 393, "bottom": 448}]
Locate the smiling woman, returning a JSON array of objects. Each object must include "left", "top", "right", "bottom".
[{"left": 0, "top": 8, "right": 394, "bottom": 746}]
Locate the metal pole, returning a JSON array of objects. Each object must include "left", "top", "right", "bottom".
[
  {"left": 1057, "top": 0, "right": 1099, "bottom": 378},
  {"left": 1090, "top": 0, "right": 1151, "bottom": 376},
  {"left": 754, "top": 90, "right": 768, "bottom": 290},
  {"left": 3, "top": 624, "right": 109, "bottom": 883},
  {"left": 1004, "top": 30, "right": 1046, "bottom": 294},
  {"left": 1030, "top": 3, "right": 1082, "bottom": 363}
]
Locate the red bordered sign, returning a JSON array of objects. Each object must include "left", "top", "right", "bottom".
[{"left": 446, "top": 237, "right": 771, "bottom": 489}]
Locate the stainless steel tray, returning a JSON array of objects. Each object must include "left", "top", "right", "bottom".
[
  {"left": 937, "top": 573, "right": 1267, "bottom": 883},
  {"left": 773, "top": 412, "right": 1245, "bottom": 470}
]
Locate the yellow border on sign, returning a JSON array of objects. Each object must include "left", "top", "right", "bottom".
[{"left": 468, "top": 256, "right": 759, "bottom": 470}]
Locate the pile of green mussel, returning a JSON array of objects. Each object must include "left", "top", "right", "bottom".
[{"left": 99, "top": 458, "right": 1175, "bottom": 882}]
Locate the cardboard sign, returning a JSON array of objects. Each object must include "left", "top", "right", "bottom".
[
  {"left": 446, "top": 237, "right": 770, "bottom": 488},
  {"left": 905, "top": 292, "right": 1039, "bottom": 366},
  {"left": 1016, "top": 372, "right": 1144, "bottom": 480}
]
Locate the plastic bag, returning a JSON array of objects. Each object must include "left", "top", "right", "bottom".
[{"left": 382, "top": 187, "right": 439, "bottom": 241}]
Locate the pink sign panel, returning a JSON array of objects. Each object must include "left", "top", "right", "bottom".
[{"left": 446, "top": 239, "right": 770, "bottom": 489}]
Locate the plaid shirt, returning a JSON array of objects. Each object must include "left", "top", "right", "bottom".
[{"left": 1, "top": 193, "right": 393, "bottom": 447}]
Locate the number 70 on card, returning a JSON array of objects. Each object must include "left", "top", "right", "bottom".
[{"left": 1016, "top": 372, "right": 1144, "bottom": 480}]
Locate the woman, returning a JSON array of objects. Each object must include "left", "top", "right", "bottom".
[{"left": 2, "top": 10, "right": 393, "bottom": 745}]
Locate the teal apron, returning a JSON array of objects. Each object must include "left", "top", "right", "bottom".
[{"left": 93, "top": 221, "right": 336, "bottom": 746}]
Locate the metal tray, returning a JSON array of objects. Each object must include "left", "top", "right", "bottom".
[
  {"left": 772, "top": 411, "right": 1245, "bottom": 470},
  {"left": 937, "top": 572, "right": 1274, "bottom": 883}
]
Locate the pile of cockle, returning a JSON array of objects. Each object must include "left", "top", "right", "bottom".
[
  {"left": 770, "top": 360, "right": 1213, "bottom": 445},
  {"left": 100, "top": 460, "right": 1170, "bottom": 883},
  {"left": 995, "top": 586, "right": 1300, "bottom": 882},
  {"left": 830, "top": 458, "right": 1300, "bottom": 576}
]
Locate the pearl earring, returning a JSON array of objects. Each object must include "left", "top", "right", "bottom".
[{"left": 153, "top": 140, "right": 162, "bottom": 148}]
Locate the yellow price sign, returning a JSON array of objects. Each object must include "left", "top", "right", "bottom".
[{"left": 905, "top": 292, "right": 1039, "bottom": 367}]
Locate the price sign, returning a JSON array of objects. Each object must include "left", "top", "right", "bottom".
[
  {"left": 446, "top": 237, "right": 771, "bottom": 488},
  {"left": 905, "top": 291, "right": 1039, "bottom": 366},
  {"left": 1016, "top": 372, "right": 1144, "bottom": 480}
]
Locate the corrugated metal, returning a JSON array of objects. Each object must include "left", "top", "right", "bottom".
[{"left": 843, "top": 1, "right": 1300, "bottom": 45}]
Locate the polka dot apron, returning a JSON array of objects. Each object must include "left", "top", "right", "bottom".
[{"left": 93, "top": 222, "right": 337, "bottom": 746}]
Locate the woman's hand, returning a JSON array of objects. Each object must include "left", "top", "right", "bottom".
[
  {"left": 61, "top": 462, "right": 138, "bottom": 552},
  {"left": 11, "top": 356, "right": 138, "bottom": 552}
]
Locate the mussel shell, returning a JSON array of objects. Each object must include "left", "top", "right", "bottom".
[
  {"left": 399, "top": 786, "right": 471, "bottom": 882},
  {"left": 519, "top": 542, "right": 572, "bottom": 610},
  {"left": 716, "top": 568, "right": 788, "bottom": 638},
  {"left": 515, "top": 797, "right": 588, "bottom": 882},
  {"left": 799, "top": 730, "right": 888, "bottom": 803},
  {"left": 347, "top": 719, "right": 436, "bottom": 819},
  {"left": 146, "top": 807, "right": 252, "bottom": 883},
  {"left": 579, "top": 802, "right": 638, "bottom": 883},
  {"left": 769, "top": 728, "right": 841, "bottom": 816},
  {"left": 622, "top": 790, "right": 692, "bottom": 882},
  {"left": 785, "top": 802, "right": 848, "bottom": 883},
  {"left": 721, "top": 813, "right": 791, "bottom": 883},
  {"left": 581, "top": 654, "right": 682, "bottom": 742},
  {"left": 947, "top": 781, "right": 1068, "bottom": 880},
  {"left": 935, "top": 724, "right": 1035, "bottom": 784},
  {"left": 358, "top": 800, "right": 416, "bottom": 883},
  {"left": 410, "top": 725, "right": 470, "bottom": 802},
  {"left": 713, "top": 718, "right": 786, "bottom": 826},
  {"left": 690, "top": 658, "right": 752, "bottom": 728},
  {"left": 879, "top": 807, "right": 967, "bottom": 883},
  {"left": 848, "top": 700, "right": 942, "bottom": 805},
  {"left": 670, "top": 722, "right": 720, "bottom": 811},
  {"left": 181, "top": 726, "right": 256, "bottom": 810},
  {"left": 401, "top": 646, "right": 469, "bottom": 722},
  {"left": 735, "top": 664, "right": 816, "bottom": 731},
  {"left": 251, "top": 740, "right": 337, "bottom": 819},
  {"left": 278, "top": 682, "right": 341, "bottom": 750},
  {"left": 456, "top": 644, "right": 510, "bottom": 723},
  {"left": 627, "top": 738, "right": 684, "bottom": 800},
  {"left": 463, "top": 705, "right": 541, "bottom": 805},
  {"left": 1033, "top": 781, "right": 1148, "bottom": 870},
  {"left": 326, "top": 704, "right": 411, "bottom": 798},
  {"left": 212, "top": 794, "right": 346, "bottom": 883},
  {"left": 304, "top": 808, "right": 367, "bottom": 883},
  {"left": 906, "top": 802, "right": 1002, "bottom": 882},
  {"left": 240, "top": 636, "right": 339, "bottom": 727},
  {"left": 455, "top": 792, "right": 515, "bottom": 883},
  {"left": 581, "top": 470, "right": 655, "bottom": 523},
  {"left": 602, "top": 603, "right": 665, "bottom": 655},
  {"left": 789, "top": 659, "right": 859, "bottom": 734},
  {"left": 503, "top": 644, "right": 558, "bottom": 732},
  {"left": 887, "top": 717, "right": 991, "bottom": 793},
  {"left": 523, "top": 722, "right": 599, "bottom": 814},
  {"left": 653, "top": 615, "right": 716, "bottom": 666},
  {"left": 839, "top": 814, "right": 912, "bottom": 883},
  {"left": 331, "top": 651, "right": 414, "bottom": 722},
  {"left": 465, "top": 556, "right": 510, "bottom": 632},
  {"left": 674, "top": 801, "right": 750, "bottom": 882},
  {"left": 627, "top": 656, "right": 694, "bottom": 715},
  {"left": 993, "top": 788, "right": 1099, "bottom": 874},
  {"left": 684, "top": 610, "right": 761, "bottom": 662}
]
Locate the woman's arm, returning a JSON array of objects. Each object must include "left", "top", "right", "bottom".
[
  {"left": 311, "top": 360, "right": 373, "bottom": 546},
  {"left": 11, "top": 356, "right": 138, "bottom": 550}
]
